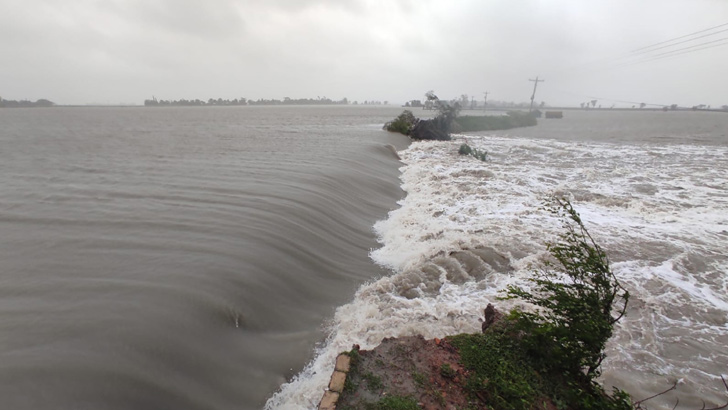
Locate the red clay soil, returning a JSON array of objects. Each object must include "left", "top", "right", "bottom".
[{"left": 336, "top": 335, "right": 474, "bottom": 410}]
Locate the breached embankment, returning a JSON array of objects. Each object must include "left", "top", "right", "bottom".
[{"left": 267, "top": 134, "right": 728, "bottom": 409}]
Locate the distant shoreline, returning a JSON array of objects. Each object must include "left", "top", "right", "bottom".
[{"left": 3, "top": 104, "right": 726, "bottom": 113}]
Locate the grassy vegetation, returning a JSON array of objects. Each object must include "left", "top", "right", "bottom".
[
  {"left": 368, "top": 395, "right": 420, "bottom": 410},
  {"left": 450, "top": 325, "right": 631, "bottom": 410},
  {"left": 439, "top": 363, "right": 457, "bottom": 379},
  {"left": 362, "top": 372, "right": 383, "bottom": 391},
  {"left": 449, "top": 331, "right": 539, "bottom": 410},
  {"left": 344, "top": 347, "right": 361, "bottom": 365},
  {"left": 341, "top": 395, "right": 420, "bottom": 410},
  {"left": 411, "top": 371, "right": 427, "bottom": 388},
  {"left": 343, "top": 348, "right": 361, "bottom": 393},
  {"left": 454, "top": 111, "right": 537, "bottom": 132}
]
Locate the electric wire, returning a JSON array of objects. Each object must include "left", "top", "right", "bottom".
[
  {"left": 615, "top": 37, "right": 728, "bottom": 68},
  {"left": 555, "top": 22, "right": 728, "bottom": 74},
  {"left": 648, "top": 36, "right": 728, "bottom": 58},
  {"left": 628, "top": 27, "right": 728, "bottom": 56},
  {"left": 614, "top": 37, "right": 728, "bottom": 69},
  {"left": 536, "top": 23, "right": 728, "bottom": 108},
  {"left": 630, "top": 22, "right": 728, "bottom": 53}
]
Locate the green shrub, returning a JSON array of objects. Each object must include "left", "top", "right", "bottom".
[
  {"left": 458, "top": 143, "right": 488, "bottom": 162},
  {"left": 473, "top": 149, "right": 488, "bottom": 162},
  {"left": 384, "top": 110, "right": 417, "bottom": 135},
  {"left": 502, "top": 196, "right": 629, "bottom": 380},
  {"left": 449, "top": 197, "right": 632, "bottom": 410}
]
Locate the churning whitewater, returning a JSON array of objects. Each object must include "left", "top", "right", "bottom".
[{"left": 267, "top": 133, "right": 728, "bottom": 409}]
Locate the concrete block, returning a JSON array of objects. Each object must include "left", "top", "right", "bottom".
[
  {"left": 318, "top": 390, "right": 339, "bottom": 410},
  {"left": 335, "top": 354, "right": 351, "bottom": 372},
  {"left": 328, "top": 371, "right": 347, "bottom": 393}
]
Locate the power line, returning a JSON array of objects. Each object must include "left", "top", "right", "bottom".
[
  {"left": 613, "top": 36, "right": 728, "bottom": 68},
  {"left": 557, "top": 38, "right": 728, "bottom": 105},
  {"left": 552, "top": 89, "right": 669, "bottom": 107},
  {"left": 629, "top": 27, "right": 728, "bottom": 56},
  {"left": 630, "top": 22, "right": 728, "bottom": 53},
  {"left": 617, "top": 38, "right": 728, "bottom": 68},
  {"left": 555, "top": 22, "right": 728, "bottom": 74},
  {"left": 547, "top": 23, "right": 728, "bottom": 107},
  {"left": 651, "top": 36, "right": 728, "bottom": 58},
  {"left": 578, "top": 34, "right": 728, "bottom": 72}
]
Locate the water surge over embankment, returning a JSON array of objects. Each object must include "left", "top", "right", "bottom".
[
  {"left": 269, "top": 111, "right": 728, "bottom": 409},
  {"left": 0, "top": 106, "right": 409, "bottom": 410}
]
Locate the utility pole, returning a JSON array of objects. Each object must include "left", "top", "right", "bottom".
[
  {"left": 528, "top": 76, "right": 544, "bottom": 112},
  {"left": 483, "top": 91, "right": 489, "bottom": 113}
]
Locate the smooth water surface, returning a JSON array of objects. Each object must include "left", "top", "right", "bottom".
[{"left": 0, "top": 105, "right": 408, "bottom": 410}]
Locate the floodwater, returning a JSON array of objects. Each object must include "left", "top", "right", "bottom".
[
  {"left": 0, "top": 105, "right": 408, "bottom": 410},
  {"left": 270, "top": 109, "right": 728, "bottom": 409},
  {"left": 2, "top": 107, "right": 727, "bottom": 409}
]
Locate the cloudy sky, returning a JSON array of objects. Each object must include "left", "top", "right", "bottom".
[{"left": 1, "top": 0, "right": 727, "bottom": 106}]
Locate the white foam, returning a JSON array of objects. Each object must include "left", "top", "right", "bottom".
[{"left": 267, "top": 135, "right": 728, "bottom": 409}]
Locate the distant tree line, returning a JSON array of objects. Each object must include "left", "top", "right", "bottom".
[
  {"left": 0, "top": 98, "right": 55, "bottom": 108},
  {"left": 144, "top": 97, "right": 246, "bottom": 106},
  {"left": 353, "top": 100, "right": 387, "bottom": 105},
  {"left": 144, "top": 96, "right": 351, "bottom": 107},
  {"left": 248, "top": 96, "right": 349, "bottom": 105},
  {"left": 576, "top": 101, "right": 728, "bottom": 111}
]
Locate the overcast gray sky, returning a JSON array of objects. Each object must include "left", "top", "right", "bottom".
[{"left": 1, "top": 0, "right": 727, "bottom": 106}]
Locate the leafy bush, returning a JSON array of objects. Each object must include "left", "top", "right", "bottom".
[
  {"left": 459, "top": 143, "right": 488, "bottom": 161},
  {"left": 448, "top": 197, "right": 632, "bottom": 409},
  {"left": 384, "top": 110, "right": 418, "bottom": 135},
  {"left": 502, "top": 196, "right": 629, "bottom": 381},
  {"left": 458, "top": 143, "right": 472, "bottom": 155}
]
